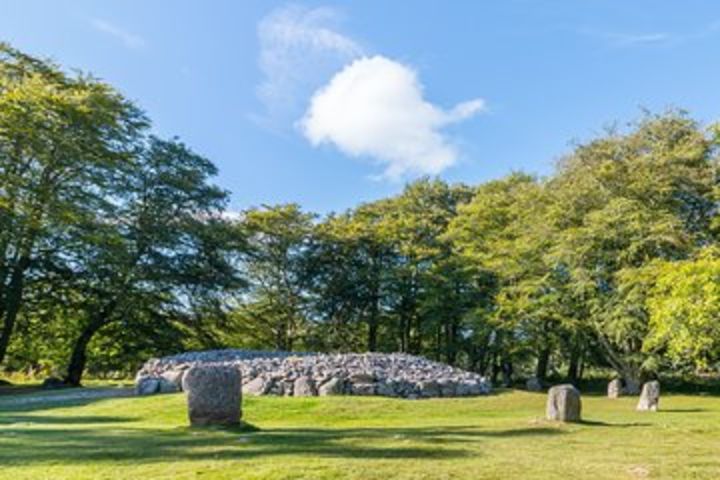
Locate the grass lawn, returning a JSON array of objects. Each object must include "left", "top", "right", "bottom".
[{"left": 1, "top": 389, "right": 719, "bottom": 479}]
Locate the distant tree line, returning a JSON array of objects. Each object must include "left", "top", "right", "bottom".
[{"left": 1, "top": 44, "right": 719, "bottom": 388}]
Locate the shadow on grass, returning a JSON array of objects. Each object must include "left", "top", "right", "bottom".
[
  {"left": 578, "top": 419, "right": 651, "bottom": 427},
  {"left": 0, "top": 423, "right": 565, "bottom": 465},
  {"left": 660, "top": 408, "right": 708, "bottom": 413},
  {"left": 0, "top": 415, "right": 137, "bottom": 425}
]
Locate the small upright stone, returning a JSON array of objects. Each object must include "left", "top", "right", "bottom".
[
  {"left": 636, "top": 381, "right": 660, "bottom": 412},
  {"left": 182, "top": 365, "right": 242, "bottom": 426},
  {"left": 546, "top": 384, "right": 581, "bottom": 422},
  {"left": 607, "top": 378, "right": 623, "bottom": 399},
  {"left": 526, "top": 377, "right": 543, "bottom": 392}
]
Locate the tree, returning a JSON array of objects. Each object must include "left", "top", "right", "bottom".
[
  {"left": 547, "top": 111, "right": 718, "bottom": 389},
  {"left": 645, "top": 248, "right": 720, "bottom": 370},
  {"left": 0, "top": 43, "right": 146, "bottom": 365},
  {"left": 232, "top": 204, "right": 315, "bottom": 351},
  {"left": 62, "top": 137, "right": 238, "bottom": 385}
]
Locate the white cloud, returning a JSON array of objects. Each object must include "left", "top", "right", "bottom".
[
  {"left": 256, "top": 5, "right": 363, "bottom": 121},
  {"left": 91, "top": 18, "right": 145, "bottom": 49},
  {"left": 300, "top": 55, "right": 484, "bottom": 180}
]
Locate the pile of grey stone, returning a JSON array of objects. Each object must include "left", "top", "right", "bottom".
[{"left": 135, "top": 349, "right": 491, "bottom": 399}]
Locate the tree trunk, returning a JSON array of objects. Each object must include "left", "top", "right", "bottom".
[
  {"left": 367, "top": 296, "right": 379, "bottom": 352},
  {"left": 64, "top": 317, "right": 106, "bottom": 386},
  {"left": 0, "top": 257, "right": 30, "bottom": 365},
  {"left": 64, "top": 300, "right": 118, "bottom": 386},
  {"left": 567, "top": 348, "right": 581, "bottom": 384},
  {"left": 501, "top": 359, "right": 514, "bottom": 387},
  {"left": 535, "top": 347, "right": 550, "bottom": 381}
]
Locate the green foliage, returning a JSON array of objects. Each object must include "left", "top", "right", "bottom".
[{"left": 645, "top": 248, "right": 720, "bottom": 370}]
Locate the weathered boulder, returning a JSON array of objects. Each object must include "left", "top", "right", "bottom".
[
  {"left": 182, "top": 365, "right": 242, "bottom": 426},
  {"left": 160, "top": 369, "right": 185, "bottom": 392},
  {"left": 293, "top": 376, "right": 317, "bottom": 396},
  {"left": 158, "top": 378, "right": 180, "bottom": 394},
  {"left": 318, "top": 377, "right": 345, "bottom": 396},
  {"left": 350, "top": 382, "right": 376, "bottom": 396},
  {"left": 636, "top": 381, "right": 660, "bottom": 412},
  {"left": 416, "top": 380, "right": 440, "bottom": 397},
  {"left": 607, "top": 378, "right": 623, "bottom": 399},
  {"left": 546, "top": 384, "right": 582, "bottom": 422},
  {"left": 526, "top": 377, "right": 543, "bottom": 392},
  {"left": 242, "top": 376, "right": 269, "bottom": 396},
  {"left": 136, "top": 377, "right": 159, "bottom": 395}
]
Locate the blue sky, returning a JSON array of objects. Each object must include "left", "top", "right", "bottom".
[{"left": 3, "top": 1, "right": 720, "bottom": 213}]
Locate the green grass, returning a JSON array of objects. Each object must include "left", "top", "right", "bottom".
[{"left": 1, "top": 389, "right": 719, "bottom": 479}]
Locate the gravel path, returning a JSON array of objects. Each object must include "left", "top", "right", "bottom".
[{"left": 0, "top": 387, "right": 134, "bottom": 407}]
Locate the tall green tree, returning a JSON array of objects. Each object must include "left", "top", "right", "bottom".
[
  {"left": 0, "top": 43, "right": 146, "bottom": 365},
  {"left": 62, "top": 137, "right": 238, "bottom": 385}
]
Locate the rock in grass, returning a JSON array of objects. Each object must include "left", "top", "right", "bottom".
[
  {"left": 526, "top": 377, "right": 543, "bottom": 392},
  {"left": 546, "top": 384, "right": 582, "bottom": 422},
  {"left": 607, "top": 378, "right": 623, "bottom": 399},
  {"left": 182, "top": 365, "right": 242, "bottom": 426},
  {"left": 636, "top": 381, "right": 660, "bottom": 412}
]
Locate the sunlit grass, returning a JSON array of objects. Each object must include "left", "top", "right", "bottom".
[{"left": 1, "top": 389, "right": 719, "bottom": 479}]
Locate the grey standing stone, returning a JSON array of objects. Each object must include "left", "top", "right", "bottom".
[
  {"left": 526, "top": 377, "right": 543, "bottom": 392},
  {"left": 293, "top": 376, "right": 317, "bottom": 396},
  {"left": 182, "top": 365, "right": 242, "bottom": 426},
  {"left": 546, "top": 384, "right": 582, "bottom": 422},
  {"left": 318, "top": 377, "right": 345, "bottom": 396},
  {"left": 636, "top": 381, "right": 660, "bottom": 412},
  {"left": 607, "top": 378, "right": 623, "bottom": 399}
]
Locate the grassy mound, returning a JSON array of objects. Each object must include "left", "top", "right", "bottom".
[{"left": 1, "top": 389, "right": 719, "bottom": 479}]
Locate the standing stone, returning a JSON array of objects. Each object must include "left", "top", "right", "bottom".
[
  {"left": 182, "top": 365, "right": 242, "bottom": 426},
  {"left": 607, "top": 378, "right": 623, "bottom": 399},
  {"left": 546, "top": 384, "right": 582, "bottom": 422},
  {"left": 526, "top": 377, "right": 543, "bottom": 392},
  {"left": 293, "top": 376, "right": 317, "bottom": 396},
  {"left": 636, "top": 381, "right": 660, "bottom": 412}
]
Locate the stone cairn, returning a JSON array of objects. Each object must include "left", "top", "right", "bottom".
[
  {"left": 135, "top": 350, "right": 492, "bottom": 399},
  {"left": 546, "top": 384, "right": 582, "bottom": 422},
  {"left": 183, "top": 365, "right": 242, "bottom": 426},
  {"left": 636, "top": 380, "right": 660, "bottom": 412}
]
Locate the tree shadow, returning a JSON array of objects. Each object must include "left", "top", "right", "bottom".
[
  {"left": 0, "top": 423, "right": 566, "bottom": 466},
  {"left": 578, "top": 419, "right": 651, "bottom": 427},
  {"left": 0, "top": 415, "right": 137, "bottom": 425},
  {"left": 659, "top": 408, "right": 708, "bottom": 413}
]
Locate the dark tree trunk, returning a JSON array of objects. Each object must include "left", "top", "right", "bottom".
[
  {"left": 501, "top": 359, "right": 514, "bottom": 387},
  {"left": 535, "top": 347, "right": 551, "bottom": 381},
  {"left": 64, "top": 317, "right": 106, "bottom": 386},
  {"left": 367, "top": 296, "right": 379, "bottom": 352},
  {"left": 64, "top": 300, "right": 117, "bottom": 386},
  {"left": 567, "top": 348, "right": 581, "bottom": 385},
  {"left": 0, "top": 258, "right": 30, "bottom": 365}
]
